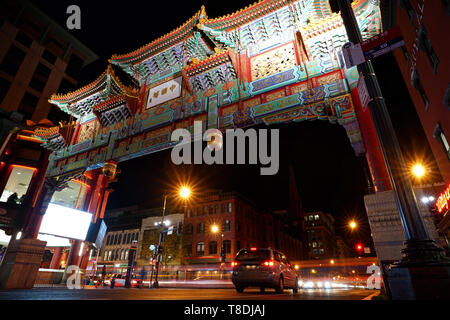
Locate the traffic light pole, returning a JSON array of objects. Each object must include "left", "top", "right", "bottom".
[
  {"left": 152, "top": 193, "right": 168, "bottom": 288},
  {"left": 335, "top": 0, "right": 449, "bottom": 299}
]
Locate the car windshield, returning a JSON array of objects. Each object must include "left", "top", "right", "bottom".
[{"left": 236, "top": 249, "right": 271, "bottom": 261}]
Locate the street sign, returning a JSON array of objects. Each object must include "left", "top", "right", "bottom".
[
  {"left": 342, "top": 42, "right": 365, "bottom": 68},
  {"left": 341, "top": 26, "right": 405, "bottom": 68},
  {"left": 357, "top": 73, "right": 370, "bottom": 111},
  {"left": 167, "top": 225, "right": 174, "bottom": 235},
  {"left": 361, "top": 26, "right": 404, "bottom": 60},
  {"left": 364, "top": 247, "right": 371, "bottom": 254}
]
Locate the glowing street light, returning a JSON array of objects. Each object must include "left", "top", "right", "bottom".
[
  {"left": 349, "top": 220, "right": 357, "bottom": 230},
  {"left": 330, "top": 259, "right": 335, "bottom": 265},
  {"left": 153, "top": 185, "right": 192, "bottom": 288},
  {"left": 211, "top": 224, "right": 219, "bottom": 234},
  {"left": 412, "top": 163, "right": 425, "bottom": 178},
  {"left": 179, "top": 186, "right": 191, "bottom": 199}
]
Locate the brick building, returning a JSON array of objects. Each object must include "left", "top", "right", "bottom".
[
  {"left": 381, "top": 0, "right": 450, "bottom": 243},
  {"left": 182, "top": 191, "right": 304, "bottom": 265},
  {"left": 304, "top": 211, "right": 337, "bottom": 260},
  {"left": 0, "top": 0, "right": 98, "bottom": 125}
]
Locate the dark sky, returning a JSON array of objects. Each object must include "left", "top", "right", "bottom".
[{"left": 32, "top": 0, "right": 440, "bottom": 246}]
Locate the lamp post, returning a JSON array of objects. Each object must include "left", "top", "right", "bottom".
[
  {"left": 211, "top": 224, "right": 225, "bottom": 279},
  {"left": 152, "top": 186, "right": 191, "bottom": 288},
  {"left": 333, "top": 0, "right": 449, "bottom": 299}
]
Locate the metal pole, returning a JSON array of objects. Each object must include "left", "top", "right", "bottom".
[
  {"left": 152, "top": 193, "right": 167, "bottom": 288},
  {"left": 336, "top": 0, "right": 446, "bottom": 265}
]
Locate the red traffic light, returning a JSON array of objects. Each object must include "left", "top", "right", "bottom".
[{"left": 355, "top": 243, "right": 363, "bottom": 251}]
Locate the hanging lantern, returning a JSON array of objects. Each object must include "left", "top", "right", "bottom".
[{"left": 102, "top": 160, "right": 118, "bottom": 181}]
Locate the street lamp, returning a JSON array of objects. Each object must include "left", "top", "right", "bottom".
[
  {"left": 411, "top": 163, "right": 426, "bottom": 179},
  {"left": 349, "top": 220, "right": 357, "bottom": 231},
  {"left": 152, "top": 186, "right": 191, "bottom": 288},
  {"left": 211, "top": 224, "right": 225, "bottom": 262}
]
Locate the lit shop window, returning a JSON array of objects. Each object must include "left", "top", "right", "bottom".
[
  {"left": 50, "top": 180, "right": 89, "bottom": 209},
  {"left": 0, "top": 165, "right": 36, "bottom": 203}
]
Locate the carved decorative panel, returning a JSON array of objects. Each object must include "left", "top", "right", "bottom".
[{"left": 251, "top": 42, "right": 297, "bottom": 81}]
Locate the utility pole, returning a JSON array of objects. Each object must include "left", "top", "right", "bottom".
[{"left": 332, "top": 0, "right": 449, "bottom": 299}]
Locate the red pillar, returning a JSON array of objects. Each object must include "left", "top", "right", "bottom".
[
  {"left": 351, "top": 87, "right": 392, "bottom": 192},
  {"left": 49, "top": 247, "right": 63, "bottom": 269},
  {"left": 65, "top": 240, "right": 82, "bottom": 269}
]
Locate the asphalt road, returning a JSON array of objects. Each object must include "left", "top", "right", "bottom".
[{"left": 0, "top": 287, "right": 378, "bottom": 300}]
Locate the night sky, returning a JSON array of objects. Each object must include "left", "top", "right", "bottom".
[{"left": 32, "top": 0, "right": 440, "bottom": 246}]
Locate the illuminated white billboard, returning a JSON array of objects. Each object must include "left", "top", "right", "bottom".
[
  {"left": 37, "top": 234, "right": 71, "bottom": 247},
  {"left": 39, "top": 203, "right": 93, "bottom": 241}
]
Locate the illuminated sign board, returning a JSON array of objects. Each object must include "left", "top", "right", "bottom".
[
  {"left": 436, "top": 183, "right": 450, "bottom": 215},
  {"left": 39, "top": 203, "right": 93, "bottom": 241}
]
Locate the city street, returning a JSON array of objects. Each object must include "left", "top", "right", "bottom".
[{"left": 0, "top": 287, "right": 378, "bottom": 300}]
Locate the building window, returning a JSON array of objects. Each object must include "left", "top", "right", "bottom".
[
  {"left": 203, "top": 206, "right": 207, "bottom": 215},
  {"left": 118, "top": 234, "right": 122, "bottom": 245},
  {"left": 104, "top": 251, "right": 108, "bottom": 261},
  {"left": 443, "top": 83, "right": 450, "bottom": 111},
  {"left": 215, "top": 204, "right": 219, "bottom": 214},
  {"left": 0, "top": 45, "right": 26, "bottom": 76},
  {"left": 42, "top": 49, "right": 57, "bottom": 65},
  {"left": 443, "top": 0, "right": 450, "bottom": 16},
  {"left": 236, "top": 241, "right": 241, "bottom": 251},
  {"left": 314, "top": 214, "right": 319, "bottom": 220},
  {"left": 0, "top": 165, "right": 35, "bottom": 203},
  {"left": 0, "top": 76, "right": 11, "bottom": 104},
  {"left": 185, "top": 223, "right": 193, "bottom": 234},
  {"left": 223, "top": 240, "right": 231, "bottom": 254},
  {"left": 411, "top": 69, "right": 429, "bottom": 110},
  {"left": 107, "top": 251, "right": 112, "bottom": 261},
  {"left": 228, "top": 202, "right": 232, "bottom": 213},
  {"left": 221, "top": 203, "right": 226, "bottom": 213},
  {"left": 209, "top": 241, "right": 217, "bottom": 254},
  {"left": 399, "top": 0, "right": 414, "bottom": 25},
  {"left": 29, "top": 63, "right": 51, "bottom": 92},
  {"left": 65, "top": 53, "right": 84, "bottom": 79},
  {"left": 313, "top": 249, "right": 318, "bottom": 255},
  {"left": 312, "top": 242, "right": 317, "bottom": 248},
  {"left": 223, "top": 220, "right": 231, "bottom": 232},
  {"left": 18, "top": 92, "right": 39, "bottom": 122},
  {"left": 319, "top": 249, "right": 325, "bottom": 255},
  {"left": 209, "top": 205, "right": 214, "bottom": 215},
  {"left": 236, "top": 221, "right": 240, "bottom": 232},
  {"left": 15, "top": 31, "right": 32, "bottom": 48},
  {"left": 418, "top": 24, "right": 439, "bottom": 74},
  {"left": 197, "top": 207, "right": 201, "bottom": 216},
  {"left": 126, "top": 233, "right": 131, "bottom": 244},
  {"left": 196, "top": 242, "right": 205, "bottom": 255},
  {"left": 196, "top": 223, "right": 205, "bottom": 234},
  {"left": 186, "top": 208, "right": 191, "bottom": 217},
  {"left": 401, "top": 46, "right": 411, "bottom": 68},
  {"left": 433, "top": 123, "right": 450, "bottom": 161},
  {"left": 185, "top": 244, "right": 192, "bottom": 256}
]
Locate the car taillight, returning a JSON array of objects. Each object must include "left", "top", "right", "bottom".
[
  {"left": 231, "top": 261, "right": 239, "bottom": 267},
  {"left": 262, "top": 260, "right": 275, "bottom": 267}
]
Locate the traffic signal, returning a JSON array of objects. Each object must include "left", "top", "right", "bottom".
[
  {"left": 220, "top": 247, "right": 226, "bottom": 262},
  {"left": 355, "top": 243, "right": 363, "bottom": 254}
]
